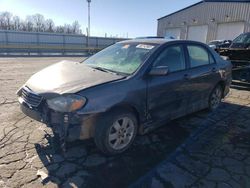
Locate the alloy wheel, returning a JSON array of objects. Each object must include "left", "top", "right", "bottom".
[
  {"left": 108, "top": 117, "right": 135, "bottom": 150},
  {"left": 210, "top": 86, "right": 222, "bottom": 110}
]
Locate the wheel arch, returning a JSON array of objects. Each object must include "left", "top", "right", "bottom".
[
  {"left": 90, "top": 103, "right": 142, "bottom": 138},
  {"left": 216, "top": 80, "right": 226, "bottom": 98},
  {"left": 107, "top": 103, "right": 141, "bottom": 126}
]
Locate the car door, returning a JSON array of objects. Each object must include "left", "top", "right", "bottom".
[
  {"left": 184, "top": 44, "right": 221, "bottom": 112},
  {"left": 146, "top": 44, "right": 190, "bottom": 125}
]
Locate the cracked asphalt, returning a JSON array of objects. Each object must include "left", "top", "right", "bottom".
[{"left": 0, "top": 57, "right": 250, "bottom": 188}]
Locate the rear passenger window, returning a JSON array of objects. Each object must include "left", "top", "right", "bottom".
[
  {"left": 153, "top": 45, "right": 185, "bottom": 72},
  {"left": 187, "top": 46, "right": 210, "bottom": 68}
]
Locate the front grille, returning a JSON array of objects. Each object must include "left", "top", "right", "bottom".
[{"left": 21, "top": 87, "right": 43, "bottom": 107}]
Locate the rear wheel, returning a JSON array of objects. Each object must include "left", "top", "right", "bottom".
[
  {"left": 209, "top": 84, "right": 223, "bottom": 110},
  {"left": 94, "top": 109, "right": 137, "bottom": 155}
]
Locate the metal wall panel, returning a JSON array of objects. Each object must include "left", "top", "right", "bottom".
[
  {"left": 39, "top": 34, "right": 63, "bottom": 44},
  {"left": 64, "top": 36, "right": 86, "bottom": 44},
  {"left": 0, "top": 30, "right": 126, "bottom": 54},
  {"left": 0, "top": 31, "right": 6, "bottom": 42},
  {"left": 157, "top": 2, "right": 250, "bottom": 43},
  {"left": 7, "top": 32, "right": 37, "bottom": 43},
  {"left": 97, "top": 38, "right": 115, "bottom": 46}
]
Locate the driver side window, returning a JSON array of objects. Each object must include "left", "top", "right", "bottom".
[{"left": 153, "top": 45, "right": 185, "bottom": 72}]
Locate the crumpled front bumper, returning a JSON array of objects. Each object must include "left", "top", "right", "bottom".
[
  {"left": 18, "top": 97, "right": 97, "bottom": 142},
  {"left": 19, "top": 97, "right": 47, "bottom": 123}
]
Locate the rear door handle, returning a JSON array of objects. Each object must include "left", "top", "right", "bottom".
[{"left": 183, "top": 74, "right": 191, "bottom": 80}]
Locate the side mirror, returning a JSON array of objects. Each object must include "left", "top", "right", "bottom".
[{"left": 149, "top": 66, "right": 169, "bottom": 76}]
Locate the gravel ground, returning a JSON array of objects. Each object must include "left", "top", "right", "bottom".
[{"left": 0, "top": 57, "right": 249, "bottom": 188}]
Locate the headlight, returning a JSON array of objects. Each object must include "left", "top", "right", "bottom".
[{"left": 47, "top": 94, "right": 87, "bottom": 112}]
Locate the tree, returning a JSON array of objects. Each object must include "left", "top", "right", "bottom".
[
  {"left": 13, "top": 16, "right": 21, "bottom": 30},
  {"left": 64, "top": 24, "right": 72, "bottom": 34},
  {"left": 25, "top": 16, "right": 34, "bottom": 32},
  {"left": 45, "top": 19, "right": 54, "bottom": 32},
  {"left": 0, "top": 13, "right": 5, "bottom": 29},
  {"left": 71, "top": 20, "right": 80, "bottom": 34},
  {"left": 55, "top": 25, "right": 64, "bottom": 33},
  {"left": 20, "top": 22, "right": 27, "bottom": 31},
  {"left": 0, "top": 11, "right": 82, "bottom": 35},
  {"left": 0, "top": 12, "right": 12, "bottom": 30},
  {"left": 32, "top": 14, "right": 45, "bottom": 32}
]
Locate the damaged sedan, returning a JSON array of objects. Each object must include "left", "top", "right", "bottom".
[{"left": 17, "top": 39, "right": 232, "bottom": 155}]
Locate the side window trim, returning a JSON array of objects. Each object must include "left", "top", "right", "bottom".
[
  {"left": 183, "top": 44, "right": 191, "bottom": 69},
  {"left": 208, "top": 51, "right": 217, "bottom": 64}
]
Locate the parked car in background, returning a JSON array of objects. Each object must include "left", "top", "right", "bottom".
[
  {"left": 217, "top": 40, "right": 232, "bottom": 49},
  {"left": 17, "top": 39, "right": 232, "bottom": 155},
  {"left": 217, "top": 32, "right": 250, "bottom": 83},
  {"left": 208, "top": 40, "right": 223, "bottom": 49},
  {"left": 208, "top": 40, "right": 232, "bottom": 51}
]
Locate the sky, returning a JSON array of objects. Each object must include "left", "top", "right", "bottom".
[{"left": 0, "top": 0, "right": 201, "bottom": 38}]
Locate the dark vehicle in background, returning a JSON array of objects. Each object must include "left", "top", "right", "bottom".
[
  {"left": 218, "top": 32, "right": 250, "bottom": 83},
  {"left": 208, "top": 40, "right": 232, "bottom": 51},
  {"left": 17, "top": 39, "right": 232, "bottom": 155},
  {"left": 216, "top": 40, "right": 232, "bottom": 49}
]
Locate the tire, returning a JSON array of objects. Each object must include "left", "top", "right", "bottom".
[
  {"left": 209, "top": 84, "right": 223, "bottom": 111},
  {"left": 94, "top": 109, "right": 138, "bottom": 155}
]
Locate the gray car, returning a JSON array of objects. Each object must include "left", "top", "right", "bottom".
[{"left": 17, "top": 39, "right": 232, "bottom": 155}]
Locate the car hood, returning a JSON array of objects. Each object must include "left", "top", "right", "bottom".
[{"left": 25, "top": 60, "right": 124, "bottom": 95}]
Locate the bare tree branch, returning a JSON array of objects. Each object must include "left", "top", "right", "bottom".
[{"left": 0, "top": 11, "right": 82, "bottom": 35}]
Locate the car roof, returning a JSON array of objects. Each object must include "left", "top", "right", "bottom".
[
  {"left": 118, "top": 38, "right": 209, "bottom": 47},
  {"left": 118, "top": 38, "right": 177, "bottom": 45}
]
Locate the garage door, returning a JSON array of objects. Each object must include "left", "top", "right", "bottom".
[
  {"left": 165, "top": 28, "right": 181, "bottom": 39},
  {"left": 216, "top": 22, "right": 245, "bottom": 40},
  {"left": 187, "top": 25, "right": 208, "bottom": 43}
]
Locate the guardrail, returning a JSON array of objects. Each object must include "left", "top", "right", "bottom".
[{"left": 0, "top": 30, "right": 127, "bottom": 56}]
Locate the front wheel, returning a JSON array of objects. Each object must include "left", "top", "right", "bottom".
[
  {"left": 94, "top": 110, "right": 137, "bottom": 155},
  {"left": 209, "top": 85, "right": 223, "bottom": 110}
]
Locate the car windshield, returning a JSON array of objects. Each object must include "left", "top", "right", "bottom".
[
  {"left": 233, "top": 33, "right": 250, "bottom": 44},
  {"left": 83, "top": 42, "right": 157, "bottom": 75}
]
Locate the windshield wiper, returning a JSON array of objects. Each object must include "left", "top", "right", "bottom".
[
  {"left": 90, "top": 66, "right": 110, "bottom": 73},
  {"left": 90, "top": 66, "right": 128, "bottom": 76}
]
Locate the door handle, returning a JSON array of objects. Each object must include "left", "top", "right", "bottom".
[{"left": 183, "top": 74, "right": 191, "bottom": 80}]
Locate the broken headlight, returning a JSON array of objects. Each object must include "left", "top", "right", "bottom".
[{"left": 47, "top": 94, "right": 87, "bottom": 112}]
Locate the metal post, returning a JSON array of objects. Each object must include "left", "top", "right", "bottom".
[
  {"left": 62, "top": 34, "right": 66, "bottom": 55},
  {"left": 36, "top": 33, "right": 40, "bottom": 55},
  {"left": 87, "top": 0, "right": 91, "bottom": 37},
  {"left": 4, "top": 31, "right": 9, "bottom": 55}
]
